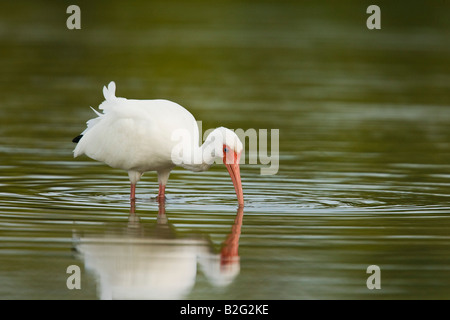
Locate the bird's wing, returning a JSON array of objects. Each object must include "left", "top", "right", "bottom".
[
  {"left": 73, "top": 82, "right": 200, "bottom": 172},
  {"left": 102, "top": 81, "right": 116, "bottom": 101}
]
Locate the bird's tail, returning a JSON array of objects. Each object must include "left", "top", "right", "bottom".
[{"left": 103, "top": 81, "right": 116, "bottom": 101}]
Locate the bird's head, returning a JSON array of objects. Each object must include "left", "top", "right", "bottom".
[{"left": 205, "top": 127, "right": 244, "bottom": 206}]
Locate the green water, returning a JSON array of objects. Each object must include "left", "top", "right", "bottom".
[{"left": 1, "top": 0, "right": 450, "bottom": 299}]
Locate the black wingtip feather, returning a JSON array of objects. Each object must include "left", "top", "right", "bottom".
[{"left": 72, "top": 134, "right": 83, "bottom": 143}]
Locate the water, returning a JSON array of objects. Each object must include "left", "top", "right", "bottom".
[{"left": 1, "top": 0, "right": 450, "bottom": 299}]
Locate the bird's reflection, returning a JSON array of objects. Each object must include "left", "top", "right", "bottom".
[{"left": 74, "top": 201, "right": 243, "bottom": 300}]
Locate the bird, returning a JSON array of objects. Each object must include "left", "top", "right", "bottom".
[{"left": 72, "top": 81, "right": 244, "bottom": 206}]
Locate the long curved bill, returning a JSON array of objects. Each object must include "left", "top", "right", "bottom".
[{"left": 224, "top": 151, "right": 244, "bottom": 206}]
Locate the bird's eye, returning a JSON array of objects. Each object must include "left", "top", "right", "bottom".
[{"left": 224, "top": 147, "right": 228, "bottom": 153}]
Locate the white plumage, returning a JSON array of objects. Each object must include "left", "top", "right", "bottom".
[{"left": 73, "top": 81, "right": 244, "bottom": 205}]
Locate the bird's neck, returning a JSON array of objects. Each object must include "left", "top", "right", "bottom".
[{"left": 175, "top": 139, "right": 218, "bottom": 172}]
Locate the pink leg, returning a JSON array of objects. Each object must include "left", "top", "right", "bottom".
[
  {"left": 130, "top": 183, "right": 136, "bottom": 200},
  {"left": 130, "top": 198, "right": 136, "bottom": 215},
  {"left": 158, "top": 200, "right": 166, "bottom": 216},
  {"left": 157, "top": 183, "right": 166, "bottom": 203}
]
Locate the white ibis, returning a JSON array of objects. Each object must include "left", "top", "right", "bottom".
[{"left": 72, "top": 81, "right": 244, "bottom": 206}]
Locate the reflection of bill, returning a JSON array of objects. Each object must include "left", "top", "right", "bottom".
[{"left": 74, "top": 204, "right": 243, "bottom": 299}]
